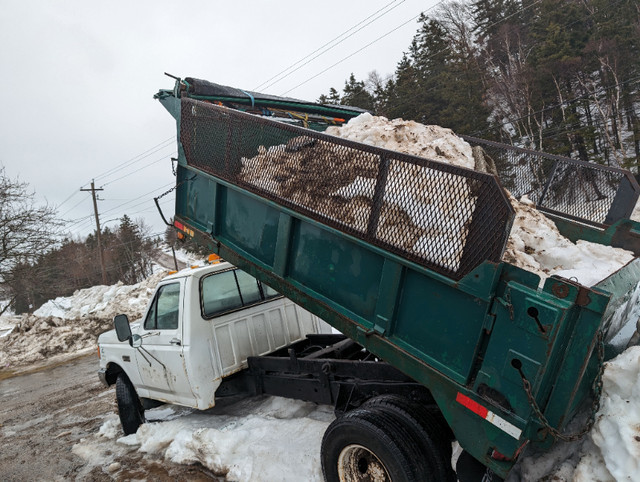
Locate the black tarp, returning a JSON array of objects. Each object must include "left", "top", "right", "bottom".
[{"left": 183, "top": 77, "right": 368, "bottom": 117}]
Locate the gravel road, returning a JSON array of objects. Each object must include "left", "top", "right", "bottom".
[{"left": 0, "top": 354, "right": 219, "bottom": 481}]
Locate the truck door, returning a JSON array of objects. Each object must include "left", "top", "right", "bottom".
[{"left": 134, "top": 280, "right": 196, "bottom": 406}]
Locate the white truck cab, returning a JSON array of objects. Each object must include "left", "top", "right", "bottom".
[{"left": 98, "top": 260, "right": 329, "bottom": 433}]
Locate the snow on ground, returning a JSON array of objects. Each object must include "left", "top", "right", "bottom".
[
  {"left": 73, "top": 395, "right": 335, "bottom": 482},
  {"left": 0, "top": 271, "right": 167, "bottom": 370}
]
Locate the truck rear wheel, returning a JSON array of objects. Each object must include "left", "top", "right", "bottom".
[
  {"left": 321, "top": 406, "right": 434, "bottom": 482},
  {"left": 363, "top": 395, "right": 456, "bottom": 481},
  {"left": 115, "top": 373, "right": 145, "bottom": 435}
]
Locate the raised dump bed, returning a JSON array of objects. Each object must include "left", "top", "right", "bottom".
[{"left": 156, "top": 77, "right": 640, "bottom": 478}]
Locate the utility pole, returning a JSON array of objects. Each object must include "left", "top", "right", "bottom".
[{"left": 81, "top": 180, "right": 107, "bottom": 284}]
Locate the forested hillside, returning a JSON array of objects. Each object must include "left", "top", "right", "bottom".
[{"left": 321, "top": 0, "right": 640, "bottom": 173}]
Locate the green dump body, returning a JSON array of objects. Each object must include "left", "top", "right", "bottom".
[{"left": 156, "top": 81, "right": 640, "bottom": 478}]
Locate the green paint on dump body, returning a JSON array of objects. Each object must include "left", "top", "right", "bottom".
[{"left": 160, "top": 90, "right": 640, "bottom": 479}]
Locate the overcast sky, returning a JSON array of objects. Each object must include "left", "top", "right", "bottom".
[{"left": 0, "top": 0, "right": 438, "bottom": 241}]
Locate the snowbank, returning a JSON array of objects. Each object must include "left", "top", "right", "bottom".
[
  {"left": 75, "top": 396, "right": 335, "bottom": 482},
  {"left": 511, "top": 347, "right": 640, "bottom": 482},
  {"left": 587, "top": 346, "right": 640, "bottom": 480},
  {"left": 0, "top": 271, "right": 166, "bottom": 370}
]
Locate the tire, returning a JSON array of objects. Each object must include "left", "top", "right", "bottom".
[
  {"left": 321, "top": 406, "right": 432, "bottom": 482},
  {"left": 456, "top": 450, "right": 504, "bottom": 482},
  {"left": 115, "top": 373, "right": 145, "bottom": 435},
  {"left": 363, "top": 395, "right": 456, "bottom": 482}
]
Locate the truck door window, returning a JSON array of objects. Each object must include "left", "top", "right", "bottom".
[{"left": 144, "top": 282, "right": 181, "bottom": 330}]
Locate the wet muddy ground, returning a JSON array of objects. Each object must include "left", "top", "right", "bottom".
[{"left": 0, "top": 354, "right": 220, "bottom": 481}]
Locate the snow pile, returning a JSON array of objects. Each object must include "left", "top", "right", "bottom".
[
  {"left": 512, "top": 347, "right": 640, "bottom": 481},
  {"left": 34, "top": 276, "right": 160, "bottom": 320},
  {"left": 76, "top": 396, "right": 334, "bottom": 482},
  {"left": 324, "top": 112, "right": 475, "bottom": 169},
  {"left": 0, "top": 315, "right": 19, "bottom": 338},
  {"left": 242, "top": 113, "right": 635, "bottom": 282},
  {"left": 0, "top": 271, "right": 166, "bottom": 370},
  {"left": 585, "top": 346, "right": 640, "bottom": 480},
  {"left": 504, "top": 194, "right": 635, "bottom": 286}
]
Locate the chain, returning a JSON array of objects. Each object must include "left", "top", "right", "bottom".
[
  {"left": 156, "top": 183, "right": 179, "bottom": 201},
  {"left": 520, "top": 331, "right": 605, "bottom": 442},
  {"left": 155, "top": 174, "right": 196, "bottom": 202}
]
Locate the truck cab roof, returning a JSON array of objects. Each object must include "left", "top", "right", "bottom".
[{"left": 161, "top": 261, "right": 234, "bottom": 282}]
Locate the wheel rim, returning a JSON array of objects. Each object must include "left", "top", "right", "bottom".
[{"left": 337, "top": 444, "right": 391, "bottom": 482}]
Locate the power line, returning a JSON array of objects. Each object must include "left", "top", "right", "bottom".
[
  {"left": 102, "top": 151, "right": 177, "bottom": 187},
  {"left": 87, "top": 136, "right": 175, "bottom": 186},
  {"left": 280, "top": 0, "right": 457, "bottom": 96},
  {"left": 65, "top": 182, "right": 176, "bottom": 236},
  {"left": 254, "top": 0, "right": 406, "bottom": 92},
  {"left": 56, "top": 190, "right": 82, "bottom": 210},
  {"left": 59, "top": 196, "right": 90, "bottom": 218}
]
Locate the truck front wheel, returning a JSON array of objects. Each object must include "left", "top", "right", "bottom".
[
  {"left": 321, "top": 406, "right": 432, "bottom": 482},
  {"left": 115, "top": 373, "right": 145, "bottom": 435}
]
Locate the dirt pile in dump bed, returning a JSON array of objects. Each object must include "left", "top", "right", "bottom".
[
  {"left": 241, "top": 113, "right": 478, "bottom": 270},
  {"left": 240, "top": 113, "right": 635, "bottom": 283}
]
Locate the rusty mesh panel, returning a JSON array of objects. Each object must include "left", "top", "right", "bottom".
[
  {"left": 180, "top": 98, "right": 514, "bottom": 280},
  {"left": 463, "top": 136, "right": 638, "bottom": 226}
]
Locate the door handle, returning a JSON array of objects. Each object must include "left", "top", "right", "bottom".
[{"left": 170, "top": 338, "right": 182, "bottom": 346}]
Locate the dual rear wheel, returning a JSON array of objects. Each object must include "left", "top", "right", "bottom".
[{"left": 321, "top": 395, "right": 455, "bottom": 482}]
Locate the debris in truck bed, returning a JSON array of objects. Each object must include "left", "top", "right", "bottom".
[
  {"left": 240, "top": 113, "right": 477, "bottom": 271},
  {"left": 503, "top": 194, "right": 634, "bottom": 285},
  {"left": 240, "top": 113, "right": 635, "bottom": 285}
]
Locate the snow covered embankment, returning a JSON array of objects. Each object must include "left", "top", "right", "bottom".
[
  {"left": 75, "top": 396, "right": 334, "bottom": 482},
  {"left": 0, "top": 271, "right": 166, "bottom": 370}
]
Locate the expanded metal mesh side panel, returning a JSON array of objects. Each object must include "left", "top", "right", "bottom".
[
  {"left": 180, "top": 98, "right": 514, "bottom": 280},
  {"left": 463, "top": 136, "right": 639, "bottom": 226}
]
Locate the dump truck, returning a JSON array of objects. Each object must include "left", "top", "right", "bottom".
[{"left": 106, "top": 75, "right": 640, "bottom": 481}]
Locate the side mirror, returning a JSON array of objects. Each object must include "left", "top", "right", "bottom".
[{"left": 114, "top": 314, "right": 132, "bottom": 342}]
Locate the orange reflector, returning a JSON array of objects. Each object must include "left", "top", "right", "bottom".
[
  {"left": 168, "top": 270, "right": 177, "bottom": 275},
  {"left": 177, "top": 232, "right": 185, "bottom": 240},
  {"left": 208, "top": 254, "right": 221, "bottom": 263}
]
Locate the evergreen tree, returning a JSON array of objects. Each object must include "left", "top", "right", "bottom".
[{"left": 341, "top": 73, "right": 375, "bottom": 111}]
